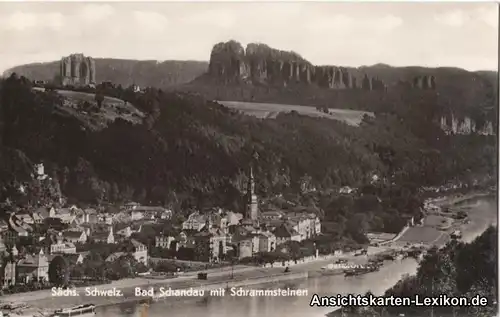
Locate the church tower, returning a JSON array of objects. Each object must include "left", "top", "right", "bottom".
[{"left": 246, "top": 164, "right": 259, "bottom": 221}]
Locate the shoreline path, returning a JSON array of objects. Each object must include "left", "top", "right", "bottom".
[
  {"left": 2, "top": 254, "right": 371, "bottom": 307},
  {"left": 3, "top": 191, "right": 490, "bottom": 312}
]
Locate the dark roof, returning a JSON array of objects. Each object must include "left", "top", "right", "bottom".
[
  {"left": 133, "top": 206, "right": 166, "bottom": 212},
  {"left": 92, "top": 231, "right": 110, "bottom": 240},
  {"left": 232, "top": 232, "right": 255, "bottom": 243},
  {"left": 273, "top": 224, "right": 299, "bottom": 238},
  {"left": 113, "top": 223, "right": 130, "bottom": 231},
  {"left": 17, "top": 254, "right": 47, "bottom": 268},
  {"left": 62, "top": 231, "right": 84, "bottom": 238},
  {"left": 35, "top": 207, "right": 50, "bottom": 219},
  {"left": 61, "top": 254, "right": 81, "bottom": 266},
  {"left": 182, "top": 229, "right": 198, "bottom": 236}
]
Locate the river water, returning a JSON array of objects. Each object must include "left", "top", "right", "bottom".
[{"left": 99, "top": 196, "right": 497, "bottom": 317}]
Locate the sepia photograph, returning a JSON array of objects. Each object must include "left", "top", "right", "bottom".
[{"left": 0, "top": 1, "right": 497, "bottom": 317}]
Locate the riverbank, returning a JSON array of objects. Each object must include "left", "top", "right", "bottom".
[
  {"left": 325, "top": 192, "right": 497, "bottom": 316},
  {"left": 428, "top": 190, "right": 492, "bottom": 208},
  {"left": 0, "top": 254, "right": 346, "bottom": 316},
  {"left": 4, "top": 192, "right": 495, "bottom": 316}
]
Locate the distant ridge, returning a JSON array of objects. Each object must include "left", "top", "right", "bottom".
[{"left": 4, "top": 58, "right": 209, "bottom": 89}]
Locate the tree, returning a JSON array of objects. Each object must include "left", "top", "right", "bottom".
[
  {"left": 94, "top": 93, "right": 104, "bottom": 108},
  {"left": 82, "top": 251, "right": 105, "bottom": 280},
  {"left": 48, "top": 255, "right": 69, "bottom": 286}
]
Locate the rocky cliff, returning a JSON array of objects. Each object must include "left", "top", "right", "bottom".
[
  {"left": 412, "top": 75, "right": 436, "bottom": 90},
  {"left": 207, "top": 40, "right": 384, "bottom": 90},
  {"left": 439, "top": 114, "right": 495, "bottom": 135}
]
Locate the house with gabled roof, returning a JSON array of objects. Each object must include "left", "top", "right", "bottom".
[
  {"left": 91, "top": 225, "right": 115, "bottom": 244},
  {"left": 193, "top": 222, "right": 227, "bottom": 263},
  {"left": 129, "top": 239, "right": 148, "bottom": 265},
  {"left": 17, "top": 250, "right": 49, "bottom": 283},
  {"left": 62, "top": 230, "right": 87, "bottom": 244},
  {"left": 273, "top": 223, "right": 301, "bottom": 245},
  {"left": 33, "top": 206, "right": 55, "bottom": 222},
  {"left": 258, "top": 231, "right": 277, "bottom": 253},
  {"left": 182, "top": 211, "right": 205, "bottom": 231},
  {"left": 231, "top": 233, "right": 258, "bottom": 259},
  {"left": 16, "top": 212, "right": 34, "bottom": 225}
]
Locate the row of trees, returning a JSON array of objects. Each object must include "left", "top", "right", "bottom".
[{"left": 46, "top": 251, "right": 149, "bottom": 287}]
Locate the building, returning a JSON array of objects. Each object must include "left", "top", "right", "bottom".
[
  {"left": 122, "top": 202, "right": 140, "bottom": 211},
  {"left": 258, "top": 231, "right": 277, "bottom": 253},
  {"left": 182, "top": 212, "right": 206, "bottom": 231},
  {"left": 2, "top": 261, "right": 16, "bottom": 288},
  {"left": 286, "top": 212, "right": 321, "bottom": 241},
  {"left": 50, "top": 241, "right": 77, "bottom": 254},
  {"left": 339, "top": 186, "right": 354, "bottom": 194},
  {"left": 245, "top": 165, "right": 259, "bottom": 222},
  {"left": 17, "top": 250, "right": 49, "bottom": 283},
  {"left": 15, "top": 213, "right": 34, "bottom": 225},
  {"left": 105, "top": 252, "right": 126, "bottom": 263},
  {"left": 32, "top": 163, "right": 48, "bottom": 181},
  {"left": 33, "top": 207, "right": 55, "bottom": 223},
  {"left": 155, "top": 234, "right": 176, "bottom": 249},
  {"left": 62, "top": 230, "right": 87, "bottom": 244},
  {"left": 193, "top": 219, "right": 227, "bottom": 263},
  {"left": 6, "top": 214, "right": 33, "bottom": 242},
  {"left": 232, "top": 234, "right": 258, "bottom": 259},
  {"left": 260, "top": 210, "right": 285, "bottom": 220},
  {"left": 98, "top": 213, "right": 113, "bottom": 225},
  {"left": 60, "top": 54, "right": 96, "bottom": 87},
  {"left": 51, "top": 207, "right": 78, "bottom": 225},
  {"left": 50, "top": 233, "right": 77, "bottom": 254},
  {"left": 129, "top": 239, "right": 148, "bottom": 265},
  {"left": 91, "top": 226, "right": 115, "bottom": 244},
  {"left": 131, "top": 84, "right": 141, "bottom": 93},
  {"left": 76, "top": 208, "right": 98, "bottom": 224},
  {"left": 225, "top": 211, "right": 243, "bottom": 226},
  {"left": 61, "top": 253, "right": 86, "bottom": 266},
  {"left": 131, "top": 206, "right": 168, "bottom": 221},
  {"left": 273, "top": 223, "right": 301, "bottom": 245},
  {"left": 114, "top": 223, "right": 142, "bottom": 238}
]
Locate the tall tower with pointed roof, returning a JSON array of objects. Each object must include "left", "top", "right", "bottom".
[{"left": 245, "top": 152, "right": 259, "bottom": 221}]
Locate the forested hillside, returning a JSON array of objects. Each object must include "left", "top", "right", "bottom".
[{"left": 0, "top": 73, "right": 496, "bottom": 247}]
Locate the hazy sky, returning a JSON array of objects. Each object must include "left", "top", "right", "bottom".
[{"left": 0, "top": 1, "right": 498, "bottom": 73}]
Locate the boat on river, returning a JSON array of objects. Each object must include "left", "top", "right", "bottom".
[
  {"left": 319, "top": 264, "right": 344, "bottom": 276},
  {"left": 52, "top": 304, "right": 96, "bottom": 317}
]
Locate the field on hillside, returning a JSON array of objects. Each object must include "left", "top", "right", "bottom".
[
  {"left": 218, "top": 101, "right": 374, "bottom": 126},
  {"left": 33, "top": 88, "right": 145, "bottom": 130}
]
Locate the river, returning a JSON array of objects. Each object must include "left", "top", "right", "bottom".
[{"left": 98, "top": 195, "right": 497, "bottom": 317}]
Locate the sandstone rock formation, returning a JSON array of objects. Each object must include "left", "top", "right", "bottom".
[
  {"left": 413, "top": 75, "right": 436, "bottom": 90},
  {"left": 207, "top": 40, "right": 384, "bottom": 90},
  {"left": 439, "top": 114, "right": 494, "bottom": 135},
  {"left": 361, "top": 74, "right": 386, "bottom": 91},
  {"left": 60, "top": 54, "right": 96, "bottom": 87}
]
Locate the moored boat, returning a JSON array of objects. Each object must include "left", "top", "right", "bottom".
[{"left": 52, "top": 304, "right": 96, "bottom": 317}]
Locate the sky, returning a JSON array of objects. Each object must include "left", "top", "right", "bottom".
[{"left": 0, "top": 1, "right": 498, "bottom": 73}]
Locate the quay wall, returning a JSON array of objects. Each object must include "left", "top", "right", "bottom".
[{"left": 26, "top": 272, "right": 310, "bottom": 313}]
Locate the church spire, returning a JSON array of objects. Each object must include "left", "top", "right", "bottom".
[
  {"left": 247, "top": 165, "right": 255, "bottom": 197},
  {"left": 245, "top": 151, "right": 259, "bottom": 222}
]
